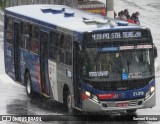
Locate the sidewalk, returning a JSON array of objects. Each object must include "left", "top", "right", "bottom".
[
  {"left": 0, "top": 32, "right": 3, "bottom": 42},
  {"left": 0, "top": 10, "right": 4, "bottom": 22},
  {"left": 0, "top": 20, "right": 3, "bottom": 25},
  {"left": 0, "top": 10, "right": 4, "bottom": 42}
]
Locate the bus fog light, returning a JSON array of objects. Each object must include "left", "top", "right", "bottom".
[
  {"left": 151, "top": 86, "right": 155, "bottom": 93},
  {"left": 145, "top": 90, "right": 151, "bottom": 100},
  {"left": 92, "top": 94, "right": 99, "bottom": 103},
  {"left": 85, "top": 91, "right": 91, "bottom": 97}
]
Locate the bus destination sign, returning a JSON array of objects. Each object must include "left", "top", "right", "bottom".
[{"left": 92, "top": 31, "right": 142, "bottom": 41}]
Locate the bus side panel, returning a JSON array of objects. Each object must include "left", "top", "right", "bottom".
[
  {"left": 20, "top": 49, "right": 41, "bottom": 93},
  {"left": 4, "top": 15, "right": 15, "bottom": 80},
  {"left": 29, "top": 52, "right": 41, "bottom": 94},
  {"left": 48, "top": 60, "right": 58, "bottom": 101},
  {"left": 57, "top": 64, "right": 73, "bottom": 103},
  {"left": 19, "top": 49, "right": 27, "bottom": 85},
  {"left": 4, "top": 43, "right": 15, "bottom": 79}
]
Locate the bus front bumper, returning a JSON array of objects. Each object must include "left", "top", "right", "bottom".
[{"left": 82, "top": 92, "right": 155, "bottom": 112}]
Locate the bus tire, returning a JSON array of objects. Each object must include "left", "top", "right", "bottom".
[
  {"left": 64, "top": 90, "right": 77, "bottom": 115},
  {"left": 25, "top": 72, "right": 34, "bottom": 98},
  {"left": 126, "top": 109, "right": 137, "bottom": 114}
]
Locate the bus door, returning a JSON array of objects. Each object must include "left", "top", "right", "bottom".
[
  {"left": 40, "top": 31, "right": 50, "bottom": 95},
  {"left": 13, "top": 22, "right": 20, "bottom": 81},
  {"left": 73, "top": 42, "right": 82, "bottom": 108}
]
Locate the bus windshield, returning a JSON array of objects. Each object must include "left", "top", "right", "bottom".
[{"left": 82, "top": 47, "right": 154, "bottom": 81}]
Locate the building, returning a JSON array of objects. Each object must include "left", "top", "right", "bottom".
[
  {"left": 5, "top": 0, "right": 77, "bottom": 8},
  {"left": 5, "top": 0, "right": 106, "bottom": 15}
]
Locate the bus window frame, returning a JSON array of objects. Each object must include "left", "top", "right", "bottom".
[
  {"left": 49, "top": 30, "right": 73, "bottom": 67},
  {"left": 20, "top": 22, "right": 31, "bottom": 51},
  {"left": 30, "top": 24, "right": 40, "bottom": 54},
  {"left": 5, "top": 15, "right": 13, "bottom": 44}
]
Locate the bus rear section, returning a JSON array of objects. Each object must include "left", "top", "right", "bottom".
[
  {"left": 4, "top": 16, "right": 21, "bottom": 81},
  {"left": 78, "top": 29, "right": 156, "bottom": 113}
]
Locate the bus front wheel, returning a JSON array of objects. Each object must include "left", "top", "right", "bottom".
[
  {"left": 66, "top": 91, "right": 74, "bottom": 115},
  {"left": 64, "top": 90, "right": 77, "bottom": 115},
  {"left": 25, "top": 72, "right": 34, "bottom": 98}
]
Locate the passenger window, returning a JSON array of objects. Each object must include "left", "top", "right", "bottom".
[
  {"left": 60, "top": 49, "right": 65, "bottom": 63},
  {"left": 5, "top": 16, "right": 13, "bottom": 44},
  {"left": 59, "top": 34, "right": 72, "bottom": 65},
  {"left": 49, "top": 31, "right": 60, "bottom": 61},
  {"left": 49, "top": 30, "right": 72, "bottom": 66},
  {"left": 66, "top": 51, "right": 72, "bottom": 65},
  {"left": 50, "top": 31, "right": 60, "bottom": 46},
  {"left": 20, "top": 22, "right": 30, "bottom": 50},
  {"left": 49, "top": 46, "right": 58, "bottom": 60},
  {"left": 31, "top": 25, "right": 40, "bottom": 54}
]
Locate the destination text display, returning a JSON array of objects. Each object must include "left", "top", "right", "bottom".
[{"left": 91, "top": 31, "right": 143, "bottom": 41}]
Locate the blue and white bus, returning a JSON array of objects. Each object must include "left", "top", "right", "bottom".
[{"left": 4, "top": 4, "right": 157, "bottom": 114}]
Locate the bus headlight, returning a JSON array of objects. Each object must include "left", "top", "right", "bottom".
[
  {"left": 85, "top": 91, "right": 91, "bottom": 97},
  {"left": 151, "top": 86, "right": 155, "bottom": 93},
  {"left": 84, "top": 91, "right": 99, "bottom": 103}
]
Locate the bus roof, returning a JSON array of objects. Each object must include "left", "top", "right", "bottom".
[{"left": 5, "top": 4, "right": 145, "bottom": 33}]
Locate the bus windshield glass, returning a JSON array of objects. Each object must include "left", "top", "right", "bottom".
[{"left": 82, "top": 46, "right": 154, "bottom": 81}]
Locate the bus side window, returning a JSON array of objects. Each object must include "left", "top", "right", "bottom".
[
  {"left": 59, "top": 34, "right": 72, "bottom": 66},
  {"left": 49, "top": 31, "right": 60, "bottom": 61},
  {"left": 5, "top": 16, "right": 13, "bottom": 44},
  {"left": 50, "top": 31, "right": 60, "bottom": 46},
  {"left": 30, "top": 25, "right": 40, "bottom": 54},
  {"left": 66, "top": 51, "right": 72, "bottom": 65},
  {"left": 59, "top": 34, "right": 65, "bottom": 63},
  {"left": 60, "top": 49, "right": 65, "bottom": 63},
  {"left": 20, "top": 22, "right": 30, "bottom": 50},
  {"left": 65, "top": 35, "right": 72, "bottom": 66}
]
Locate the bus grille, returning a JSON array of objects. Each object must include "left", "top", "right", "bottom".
[{"left": 88, "top": 77, "right": 153, "bottom": 91}]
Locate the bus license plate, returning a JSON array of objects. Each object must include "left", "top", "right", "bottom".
[{"left": 116, "top": 102, "right": 129, "bottom": 107}]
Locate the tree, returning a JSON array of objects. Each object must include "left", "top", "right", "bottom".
[
  {"left": 0, "top": 0, "right": 6, "bottom": 10},
  {"left": 0, "top": 0, "right": 3, "bottom": 9}
]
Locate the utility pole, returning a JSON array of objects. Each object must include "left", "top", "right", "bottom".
[{"left": 106, "top": 0, "right": 114, "bottom": 18}]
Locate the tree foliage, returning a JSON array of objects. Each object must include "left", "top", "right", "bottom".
[
  {"left": 0, "top": 0, "right": 5, "bottom": 10},
  {"left": 0, "top": 0, "right": 3, "bottom": 7}
]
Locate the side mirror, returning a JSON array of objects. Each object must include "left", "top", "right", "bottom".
[{"left": 154, "top": 46, "right": 158, "bottom": 58}]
